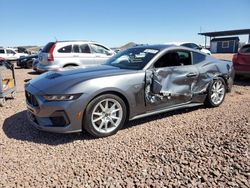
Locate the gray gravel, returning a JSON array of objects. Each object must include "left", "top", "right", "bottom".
[{"left": 0, "top": 68, "right": 250, "bottom": 187}]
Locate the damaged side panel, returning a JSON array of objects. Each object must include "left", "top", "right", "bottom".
[
  {"left": 145, "top": 65, "right": 199, "bottom": 110},
  {"left": 145, "top": 60, "right": 232, "bottom": 110}
]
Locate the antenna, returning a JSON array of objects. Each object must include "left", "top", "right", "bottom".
[{"left": 54, "top": 36, "right": 58, "bottom": 42}]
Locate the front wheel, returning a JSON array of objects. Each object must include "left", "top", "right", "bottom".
[
  {"left": 205, "top": 78, "right": 226, "bottom": 107},
  {"left": 83, "top": 94, "right": 127, "bottom": 138}
]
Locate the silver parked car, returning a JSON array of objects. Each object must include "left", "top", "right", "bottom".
[
  {"left": 25, "top": 45, "right": 234, "bottom": 137},
  {"left": 37, "top": 40, "right": 115, "bottom": 72}
]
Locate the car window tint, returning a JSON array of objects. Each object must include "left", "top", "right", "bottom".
[
  {"left": 0, "top": 49, "right": 4, "bottom": 54},
  {"left": 154, "top": 51, "right": 191, "bottom": 68},
  {"left": 90, "top": 44, "right": 109, "bottom": 55},
  {"left": 80, "top": 44, "right": 91, "bottom": 53},
  {"left": 239, "top": 45, "right": 250, "bottom": 53},
  {"left": 7, "top": 50, "right": 15, "bottom": 54},
  {"left": 73, "top": 45, "right": 80, "bottom": 53},
  {"left": 192, "top": 52, "right": 206, "bottom": 64},
  {"left": 58, "top": 45, "right": 72, "bottom": 53},
  {"left": 42, "top": 42, "right": 55, "bottom": 53}
]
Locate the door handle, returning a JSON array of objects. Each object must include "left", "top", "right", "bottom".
[
  {"left": 186, "top": 72, "right": 198, "bottom": 77},
  {"left": 73, "top": 55, "right": 79, "bottom": 57}
]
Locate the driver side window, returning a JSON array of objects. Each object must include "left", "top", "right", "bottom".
[{"left": 154, "top": 51, "right": 191, "bottom": 68}]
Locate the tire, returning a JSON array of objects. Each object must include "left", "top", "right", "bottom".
[
  {"left": 63, "top": 64, "right": 78, "bottom": 69},
  {"left": 25, "top": 60, "right": 33, "bottom": 69},
  {"left": 83, "top": 94, "right": 127, "bottom": 138},
  {"left": 0, "top": 98, "right": 6, "bottom": 107},
  {"left": 205, "top": 77, "right": 226, "bottom": 107}
]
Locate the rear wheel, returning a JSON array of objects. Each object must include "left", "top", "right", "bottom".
[
  {"left": 205, "top": 78, "right": 226, "bottom": 107},
  {"left": 25, "top": 60, "right": 33, "bottom": 69},
  {"left": 63, "top": 64, "right": 78, "bottom": 69},
  {"left": 83, "top": 94, "right": 127, "bottom": 137}
]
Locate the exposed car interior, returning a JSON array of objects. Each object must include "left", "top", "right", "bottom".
[{"left": 154, "top": 51, "right": 192, "bottom": 68}]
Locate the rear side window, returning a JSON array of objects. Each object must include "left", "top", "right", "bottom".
[
  {"left": 58, "top": 45, "right": 72, "bottom": 53},
  {"left": 240, "top": 45, "right": 250, "bottom": 53},
  {"left": 0, "top": 49, "right": 4, "bottom": 54},
  {"left": 192, "top": 52, "right": 206, "bottom": 64},
  {"left": 42, "top": 42, "right": 55, "bottom": 53},
  {"left": 80, "top": 44, "right": 91, "bottom": 53}
]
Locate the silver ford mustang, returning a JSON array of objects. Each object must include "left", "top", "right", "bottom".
[{"left": 25, "top": 45, "right": 234, "bottom": 137}]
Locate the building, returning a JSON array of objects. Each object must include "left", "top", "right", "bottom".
[
  {"left": 210, "top": 37, "right": 239, "bottom": 53},
  {"left": 198, "top": 29, "right": 250, "bottom": 53}
]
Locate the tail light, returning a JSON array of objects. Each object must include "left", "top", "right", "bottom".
[
  {"left": 232, "top": 53, "right": 238, "bottom": 64},
  {"left": 48, "top": 44, "right": 56, "bottom": 62}
]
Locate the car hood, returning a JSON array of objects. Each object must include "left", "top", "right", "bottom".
[{"left": 29, "top": 65, "right": 135, "bottom": 93}]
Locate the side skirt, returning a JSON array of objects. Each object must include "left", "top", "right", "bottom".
[{"left": 130, "top": 102, "right": 203, "bottom": 121}]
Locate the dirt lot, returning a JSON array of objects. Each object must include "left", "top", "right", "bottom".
[
  {"left": 0, "top": 62, "right": 250, "bottom": 187},
  {"left": 212, "top": 53, "right": 234, "bottom": 61}
]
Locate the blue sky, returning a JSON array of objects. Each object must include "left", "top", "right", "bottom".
[{"left": 0, "top": 0, "right": 249, "bottom": 47}]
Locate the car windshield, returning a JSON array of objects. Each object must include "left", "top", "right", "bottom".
[{"left": 104, "top": 48, "right": 159, "bottom": 70}]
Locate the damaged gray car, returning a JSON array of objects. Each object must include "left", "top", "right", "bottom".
[{"left": 25, "top": 45, "right": 234, "bottom": 137}]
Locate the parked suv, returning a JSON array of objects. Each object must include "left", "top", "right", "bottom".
[
  {"left": 0, "top": 48, "right": 28, "bottom": 60},
  {"left": 37, "top": 41, "right": 115, "bottom": 72}
]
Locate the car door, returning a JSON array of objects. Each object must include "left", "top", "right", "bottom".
[
  {"left": 77, "top": 44, "right": 96, "bottom": 65},
  {"left": 89, "top": 44, "right": 113, "bottom": 64},
  {"left": 145, "top": 50, "right": 199, "bottom": 111}
]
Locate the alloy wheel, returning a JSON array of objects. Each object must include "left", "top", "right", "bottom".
[
  {"left": 210, "top": 79, "right": 225, "bottom": 105},
  {"left": 91, "top": 98, "right": 123, "bottom": 134}
]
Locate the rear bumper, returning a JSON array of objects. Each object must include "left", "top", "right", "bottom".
[{"left": 36, "top": 63, "right": 61, "bottom": 72}]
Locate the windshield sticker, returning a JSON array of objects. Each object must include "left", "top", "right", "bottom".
[
  {"left": 144, "top": 49, "right": 159, "bottom": 54},
  {"left": 135, "top": 52, "right": 146, "bottom": 58}
]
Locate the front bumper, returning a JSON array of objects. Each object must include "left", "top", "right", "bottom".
[{"left": 25, "top": 84, "right": 89, "bottom": 133}]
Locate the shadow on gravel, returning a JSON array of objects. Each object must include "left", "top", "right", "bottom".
[
  {"left": 234, "top": 75, "right": 250, "bottom": 86},
  {"left": 3, "top": 110, "right": 93, "bottom": 146},
  {"left": 3, "top": 106, "right": 202, "bottom": 145}
]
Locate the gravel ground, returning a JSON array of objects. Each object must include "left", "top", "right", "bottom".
[
  {"left": 0, "top": 66, "right": 250, "bottom": 187},
  {"left": 212, "top": 53, "right": 234, "bottom": 61}
]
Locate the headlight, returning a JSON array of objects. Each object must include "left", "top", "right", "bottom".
[{"left": 43, "top": 94, "right": 82, "bottom": 101}]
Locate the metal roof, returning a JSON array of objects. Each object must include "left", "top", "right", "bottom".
[
  {"left": 211, "top": 37, "right": 240, "bottom": 42},
  {"left": 198, "top": 29, "right": 250, "bottom": 37}
]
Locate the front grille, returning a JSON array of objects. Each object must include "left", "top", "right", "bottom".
[{"left": 25, "top": 91, "right": 39, "bottom": 107}]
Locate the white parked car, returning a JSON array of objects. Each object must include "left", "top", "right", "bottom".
[
  {"left": 37, "top": 40, "right": 115, "bottom": 72},
  {"left": 165, "top": 42, "right": 211, "bottom": 55},
  {"left": 0, "top": 48, "right": 28, "bottom": 60}
]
